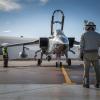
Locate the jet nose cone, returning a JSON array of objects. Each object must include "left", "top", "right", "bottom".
[
  {"left": 55, "top": 44, "right": 68, "bottom": 53},
  {"left": 59, "top": 36, "right": 69, "bottom": 44},
  {"left": 58, "top": 40, "right": 64, "bottom": 44}
]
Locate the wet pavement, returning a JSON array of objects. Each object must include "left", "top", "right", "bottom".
[
  {"left": 0, "top": 60, "right": 98, "bottom": 84},
  {"left": 0, "top": 61, "right": 64, "bottom": 84},
  {"left": 0, "top": 84, "right": 99, "bottom": 100},
  {"left": 0, "top": 60, "right": 100, "bottom": 100},
  {"left": 65, "top": 60, "right": 97, "bottom": 84}
]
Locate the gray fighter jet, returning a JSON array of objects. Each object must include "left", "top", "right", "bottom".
[{"left": 0, "top": 10, "right": 79, "bottom": 67}]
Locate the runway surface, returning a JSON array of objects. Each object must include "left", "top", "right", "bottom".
[
  {"left": 64, "top": 60, "right": 96, "bottom": 84},
  {"left": 0, "top": 60, "right": 97, "bottom": 84},
  {"left": 0, "top": 60, "right": 100, "bottom": 100},
  {"left": 0, "top": 84, "right": 99, "bottom": 100},
  {"left": 0, "top": 60, "right": 64, "bottom": 84}
]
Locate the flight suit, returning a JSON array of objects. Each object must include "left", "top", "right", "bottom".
[
  {"left": 80, "top": 31, "right": 100, "bottom": 87},
  {"left": 2, "top": 47, "right": 8, "bottom": 67}
]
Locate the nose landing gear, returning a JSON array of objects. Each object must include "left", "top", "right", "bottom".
[
  {"left": 56, "top": 54, "right": 62, "bottom": 67},
  {"left": 56, "top": 62, "right": 62, "bottom": 67}
]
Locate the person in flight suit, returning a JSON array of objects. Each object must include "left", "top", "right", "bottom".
[
  {"left": 2, "top": 46, "right": 8, "bottom": 68},
  {"left": 80, "top": 21, "right": 100, "bottom": 88}
]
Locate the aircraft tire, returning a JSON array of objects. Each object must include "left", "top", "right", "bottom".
[
  {"left": 37, "top": 59, "right": 42, "bottom": 66},
  {"left": 47, "top": 56, "right": 51, "bottom": 61},
  {"left": 67, "top": 59, "right": 71, "bottom": 66},
  {"left": 60, "top": 62, "right": 62, "bottom": 67},
  {"left": 56, "top": 62, "right": 58, "bottom": 67}
]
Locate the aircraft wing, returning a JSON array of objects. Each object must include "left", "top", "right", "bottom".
[
  {"left": 0, "top": 40, "right": 39, "bottom": 48},
  {"left": 74, "top": 41, "right": 80, "bottom": 45}
]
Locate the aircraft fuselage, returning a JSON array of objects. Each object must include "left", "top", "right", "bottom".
[{"left": 48, "top": 32, "right": 69, "bottom": 55}]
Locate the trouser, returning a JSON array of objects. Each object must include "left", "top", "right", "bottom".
[
  {"left": 3, "top": 56, "right": 8, "bottom": 67},
  {"left": 83, "top": 52, "right": 100, "bottom": 84}
]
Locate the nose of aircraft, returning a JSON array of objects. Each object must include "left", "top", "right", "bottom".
[
  {"left": 57, "top": 36, "right": 68, "bottom": 45},
  {"left": 55, "top": 44, "right": 68, "bottom": 53},
  {"left": 57, "top": 39, "right": 64, "bottom": 44}
]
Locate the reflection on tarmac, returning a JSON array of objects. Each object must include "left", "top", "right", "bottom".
[
  {"left": 0, "top": 85, "right": 99, "bottom": 100},
  {"left": 0, "top": 60, "right": 100, "bottom": 100},
  {"left": 0, "top": 60, "right": 98, "bottom": 84},
  {"left": 0, "top": 61, "right": 64, "bottom": 84},
  {"left": 65, "top": 60, "right": 96, "bottom": 84}
]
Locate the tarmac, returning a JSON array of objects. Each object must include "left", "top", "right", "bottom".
[
  {"left": 0, "top": 60, "right": 64, "bottom": 84},
  {"left": 0, "top": 60, "right": 100, "bottom": 100},
  {"left": 0, "top": 84, "right": 100, "bottom": 100}
]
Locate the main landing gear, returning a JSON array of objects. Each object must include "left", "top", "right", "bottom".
[
  {"left": 37, "top": 59, "right": 42, "bottom": 66},
  {"left": 67, "top": 59, "right": 71, "bottom": 66},
  {"left": 37, "top": 52, "right": 43, "bottom": 66}
]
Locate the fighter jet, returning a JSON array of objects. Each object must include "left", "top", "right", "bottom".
[{"left": 0, "top": 10, "right": 79, "bottom": 67}]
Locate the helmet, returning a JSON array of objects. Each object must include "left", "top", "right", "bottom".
[{"left": 85, "top": 21, "right": 96, "bottom": 31}]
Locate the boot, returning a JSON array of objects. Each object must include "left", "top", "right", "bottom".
[
  {"left": 95, "top": 83, "right": 100, "bottom": 88},
  {"left": 83, "top": 78, "right": 90, "bottom": 88},
  {"left": 83, "top": 84, "right": 90, "bottom": 88}
]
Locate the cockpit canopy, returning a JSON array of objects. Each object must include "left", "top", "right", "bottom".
[
  {"left": 54, "top": 29, "right": 69, "bottom": 44},
  {"left": 54, "top": 29, "right": 63, "bottom": 36}
]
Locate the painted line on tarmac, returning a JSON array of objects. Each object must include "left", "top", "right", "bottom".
[{"left": 61, "top": 66, "right": 74, "bottom": 84}]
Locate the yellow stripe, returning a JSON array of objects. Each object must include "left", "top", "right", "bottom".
[{"left": 61, "top": 66, "right": 74, "bottom": 84}]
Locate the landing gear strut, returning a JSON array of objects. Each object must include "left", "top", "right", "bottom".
[{"left": 56, "top": 54, "right": 62, "bottom": 67}]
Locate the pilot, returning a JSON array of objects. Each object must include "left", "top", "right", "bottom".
[
  {"left": 2, "top": 46, "right": 8, "bottom": 67},
  {"left": 80, "top": 21, "right": 100, "bottom": 88}
]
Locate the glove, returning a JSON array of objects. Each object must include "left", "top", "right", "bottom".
[{"left": 80, "top": 53, "right": 83, "bottom": 60}]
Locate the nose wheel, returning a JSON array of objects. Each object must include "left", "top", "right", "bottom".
[{"left": 56, "top": 62, "right": 62, "bottom": 67}]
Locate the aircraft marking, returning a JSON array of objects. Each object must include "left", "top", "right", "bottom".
[{"left": 61, "top": 66, "right": 74, "bottom": 84}]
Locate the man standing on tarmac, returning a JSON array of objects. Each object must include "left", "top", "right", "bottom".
[
  {"left": 2, "top": 46, "right": 8, "bottom": 68},
  {"left": 80, "top": 21, "right": 100, "bottom": 88}
]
